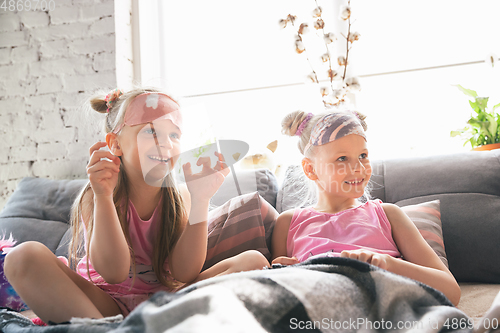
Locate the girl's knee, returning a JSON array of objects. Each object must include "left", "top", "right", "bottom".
[
  {"left": 4, "top": 241, "right": 51, "bottom": 279},
  {"left": 236, "top": 250, "right": 270, "bottom": 270}
]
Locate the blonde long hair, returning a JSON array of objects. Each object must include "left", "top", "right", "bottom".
[{"left": 69, "top": 87, "right": 186, "bottom": 289}]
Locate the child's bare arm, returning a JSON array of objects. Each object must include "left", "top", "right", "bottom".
[
  {"left": 88, "top": 193, "right": 131, "bottom": 284},
  {"left": 382, "top": 203, "right": 461, "bottom": 306},
  {"left": 85, "top": 142, "right": 130, "bottom": 284},
  {"left": 169, "top": 153, "right": 229, "bottom": 283},
  {"left": 341, "top": 204, "right": 460, "bottom": 305},
  {"left": 271, "top": 210, "right": 299, "bottom": 265},
  {"left": 168, "top": 185, "right": 210, "bottom": 283}
]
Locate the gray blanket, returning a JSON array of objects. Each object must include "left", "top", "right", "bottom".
[{"left": 0, "top": 257, "right": 488, "bottom": 332}]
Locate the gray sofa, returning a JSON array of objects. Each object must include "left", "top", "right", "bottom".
[
  {"left": 0, "top": 168, "right": 280, "bottom": 260},
  {"left": 1, "top": 150, "right": 499, "bottom": 319}
]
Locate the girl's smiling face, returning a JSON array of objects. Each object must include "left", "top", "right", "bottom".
[
  {"left": 309, "top": 134, "right": 371, "bottom": 198},
  {"left": 118, "top": 118, "right": 182, "bottom": 187}
]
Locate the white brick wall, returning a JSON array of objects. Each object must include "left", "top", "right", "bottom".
[{"left": 0, "top": 0, "right": 117, "bottom": 210}]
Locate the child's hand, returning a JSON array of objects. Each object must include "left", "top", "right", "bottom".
[
  {"left": 340, "top": 249, "right": 391, "bottom": 270},
  {"left": 87, "top": 141, "right": 121, "bottom": 198},
  {"left": 182, "top": 151, "right": 230, "bottom": 201},
  {"left": 271, "top": 256, "right": 300, "bottom": 266}
]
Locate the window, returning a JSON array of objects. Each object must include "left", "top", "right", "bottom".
[
  {"left": 134, "top": 0, "right": 500, "bottom": 170},
  {"left": 350, "top": 0, "right": 500, "bottom": 159}
]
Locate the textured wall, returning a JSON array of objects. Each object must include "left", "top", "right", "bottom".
[{"left": 0, "top": 0, "right": 117, "bottom": 210}]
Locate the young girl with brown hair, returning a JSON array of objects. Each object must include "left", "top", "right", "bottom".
[{"left": 5, "top": 87, "right": 269, "bottom": 323}]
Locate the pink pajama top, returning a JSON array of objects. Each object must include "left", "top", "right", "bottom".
[
  {"left": 287, "top": 200, "right": 401, "bottom": 262},
  {"left": 77, "top": 200, "right": 180, "bottom": 316}
]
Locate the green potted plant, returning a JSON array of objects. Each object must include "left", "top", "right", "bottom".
[{"left": 450, "top": 85, "right": 500, "bottom": 151}]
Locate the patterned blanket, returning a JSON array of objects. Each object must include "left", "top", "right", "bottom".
[{"left": 1, "top": 257, "right": 496, "bottom": 332}]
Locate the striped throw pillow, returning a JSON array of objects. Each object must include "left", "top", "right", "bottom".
[
  {"left": 400, "top": 200, "right": 448, "bottom": 267},
  {"left": 203, "top": 191, "right": 275, "bottom": 271}
]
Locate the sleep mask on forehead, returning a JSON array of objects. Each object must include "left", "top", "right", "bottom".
[
  {"left": 304, "top": 111, "right": 366, "bottom": 153},
  {"left": 112, "top": 93, "right": 183, "bottom": 134}
]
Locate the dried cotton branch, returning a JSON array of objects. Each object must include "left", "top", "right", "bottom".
[
  {"left": 312, "top": 6, "right": 322, "bottom": 18},
  {"left": 298, "top": 23, "right": 309, "bottom": 35},
  {"left": 307, "top": 73, "right": 319, "bottom": 83},
  {"left": 280, "top": 0, "right": 361, "bottom": 107},
  {"left": 340, "top": 6, "right": 351, "bottom": 20},
  {"left": 345, "top": 77, "right": 361, "bottom": 91},
  {"left": 314, "top": 19, "right": 325, "bottom": 30},
  {"left": 324, "top": 32, "right": 336, "bottom": 44}
]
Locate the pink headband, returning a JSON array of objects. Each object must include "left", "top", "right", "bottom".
[
  {"left": 303, "top": 111, "right": 366, "bottom": 153},
  {"left": 112, "top": 93, "right": 183, "bottom": 134},
  {"left": 295, "top": 113, "right": 313, "bottom": 136}
]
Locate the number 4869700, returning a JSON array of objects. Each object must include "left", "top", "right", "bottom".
[{"left": 1, "top": 0, "right": 56, "bottom": 12}]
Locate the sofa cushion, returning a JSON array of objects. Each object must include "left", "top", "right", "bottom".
[
  {"left": 0, "top": 218, "right": 69, "bottom": 254},
  {"left": 457, "top": 283, "right": 500, "bottom": 320},
  {"left": 203, "top": 192, "right": 275, "bottom": 271},
  {"left": 276, "top": 165, "right": 314, "bottom": 213},
  {"left": 0, "top": 178, "right": 87, "bottom": 254},
  {"left": 0, "top": 178, "right": 87, "bottom": 223},
  {"left": 399, "top": 200, "right": 447, "bottom": 267},
  {"left": 210, "top": 168, "right": 278, "bottom": 209},
  {"left": 395, "top": 193, "right": 500, "bottom": 283}
]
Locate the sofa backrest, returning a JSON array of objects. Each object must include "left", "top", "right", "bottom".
[
  {"left": 209, "top": 168, "right": 278, "bottom": 209},
  {"left": 0, "top": 178, "right": 87, "bottom": 257},
  {"left": 372, "top": 150, "right": 500, "bottom": 284},
  {"left": 277, "top": 150, "right": 500, "bottom": 283},
  {"left": 0, "top": 169, "right": 278, "bottom": 257}
]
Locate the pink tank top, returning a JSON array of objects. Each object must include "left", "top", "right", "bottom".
[
  {"left": 287, "top": 200, "right": 401, "bottom": 262},
  {"left": 77, "top": 199, "right": 179, "bottom": 296}
]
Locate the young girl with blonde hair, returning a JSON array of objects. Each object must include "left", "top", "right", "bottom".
[
  {"left": 5, "top": 87, "right": 269, "bottom": 323},
  {"left": 272, "top": 110, "right": 461, "bottom": 306}
]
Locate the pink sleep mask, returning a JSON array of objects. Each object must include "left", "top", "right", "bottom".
[
  {"left": 113, "top": 93, "right": 183, "bottom": 134},
  {"left": 304, "top": 111, "right": 366, "bottom": 153}
]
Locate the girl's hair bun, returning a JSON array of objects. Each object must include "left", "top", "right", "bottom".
[
  {"left": 281, "top": 110, "right": 311, "bottom": 137},
  {"left": 90, "top": 96, "right": 108, "bottom": 114},
  {"left": 352, "top": 110, "right": 368, "bottom": 131}
]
